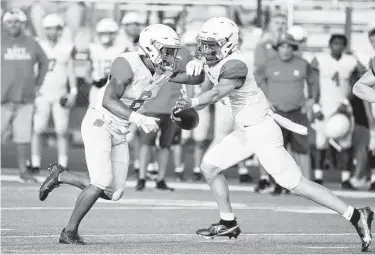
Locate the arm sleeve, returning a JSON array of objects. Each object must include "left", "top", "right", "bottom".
[
  {"left": 109, "top": 57, "right": 134, "bottom": 84},
  {"left": 218, "top": 59, "right": 248, "bottom": 80},
  {"left": 34, "top": 39, "right": 49, "bottom": 87}
]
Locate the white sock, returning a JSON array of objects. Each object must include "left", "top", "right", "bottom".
[
  {"left": 342, "top": 205, "right": 354, "bottom": 221},
  {"left": 314, "top": 169, "right": 323, "bottom": 180},
  {"left": 220, "top": 212, "right": 235, "bottom": 221},
  {"left": 31, "top": 155, "right": 41, "bottom": 168},
  {"left": 371, "top": 169, "right": 375, "bottom": 183},
  {"left": 260, "top": 174, "right": 269, "bottom": 181},
  {"left": 238, "top": 167, "right": 248, "bottom": 175},
  {"left": 341, "top": 171, "right": 350, "bottom": 182},
  {"left": 153, "top": 162, "right": 159, "bottom": 171},
  {"left": 175, "top": 165, "right": 184, "bottom": 173},
  {"left": 193, "top": 167, "right": 201, "bottom": 173},
  {"left": 134, "top": 160, "right": 140, "bottom": 169},
  {"left": 58, "top": 155, "right": 68, "bottom": 168}
]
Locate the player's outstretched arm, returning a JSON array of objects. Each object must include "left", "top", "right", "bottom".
[
  {"left": 171, "top": 71, "right": 205, "bottom": 85},
  {"left": 352, "top": 70, "right": 375, "bottom": 102}
]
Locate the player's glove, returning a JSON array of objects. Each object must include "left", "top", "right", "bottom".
[
  {"left": 311, "top": 104, "right": 324, "bottom": 122},
  {"left": 129, "top": 112, "right": 159, "bottom": 134},
  {"left": 186, "top": 58, "right": 205, "bottom": 76}
]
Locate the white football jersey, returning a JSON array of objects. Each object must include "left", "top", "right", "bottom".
[
  {"left": 95, "top": 52, "right": 172, "bottom": 131},
  {"left": 204, "top": 50, "right": 269, "bottom": 127},
  {"left": 89, "top": 43, "right": 125, "bottom": 82},
  {"left": 315, "top": 53, "right": 357, "bottom": 116},
  {"left": 38, "top": 40, "right": 74, "bottom": 99}
]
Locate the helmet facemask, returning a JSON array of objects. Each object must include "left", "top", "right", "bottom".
[
  {"left": 196, "top": 33, "right": 236, "bottom": 66},
  {"left": 148, "top": 41, "right": 181, "bottom": 74}
]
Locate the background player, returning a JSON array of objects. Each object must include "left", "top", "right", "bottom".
[
  {"left": 38, "top": 24, "right": 203, "bottom": 244},
  {"left": 176, "top": 17, "right": 373, "bottom": 251},
  {"left": 87, "top": 18, "right": 125, "bottom": 107},
  {"left": 29, "top": 14, "right": 77, "bottom": 172},
  {"left": 311, "top": 34, "right": 364, "bottom": 189}
]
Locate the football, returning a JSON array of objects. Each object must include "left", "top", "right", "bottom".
[{"left": 171, "top": 108, "right": 199, "bottom": 130}]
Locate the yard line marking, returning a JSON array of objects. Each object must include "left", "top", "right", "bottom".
[
  {"left": 2, "top": 173, "right": 375, "bottom": 198},
  {"left": 1, "top": 233, "right": 356, "bottom": 238},
  {"left": 1, "top": 228, "right": 14, "bottom": 231},
  {"left": 305, "top": 246, "right": 351, "bottom": 249}
]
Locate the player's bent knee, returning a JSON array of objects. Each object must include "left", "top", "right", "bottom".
[
  {"left": 91, "top": 176, "right": 113, "bottom": 191},
  {"left": 200, "top": 161, "right": 221, "bottom": 179}
]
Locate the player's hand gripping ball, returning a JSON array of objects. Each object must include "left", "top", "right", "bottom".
[{"left": 171, "top": 107, "right": 199, "bottom": 130}]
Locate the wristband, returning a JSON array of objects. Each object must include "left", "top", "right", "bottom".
[
  {"left": 191, "top": 98, "right": 200, "bottom": 108},
  {"left": 70, "top": 87, "right": 78, "bottom": 95}
]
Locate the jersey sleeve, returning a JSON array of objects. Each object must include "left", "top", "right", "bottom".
[
  {"left": 219, "top": 59, "right": 248, "bottom": 80},
  {"left": 109, "top": 57, "right": 134, "bottom": 84}
]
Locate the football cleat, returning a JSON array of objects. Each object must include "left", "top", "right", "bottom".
[
  {"left": 254, "top": 179, "right": 273, "bottom": 193},
  {"left": 239, "top": 174, "right": 253, "bottom": 183},
  {"left": 156, "top": 180, "right": 174, "bottom": 191},
  {"left": 369, "top": 182, "right": 375, "bottom": 191},
  {"left": 351, "top": 207, "right": 374, "bottom": 252},
  {"left": 59, "top": 228, "right": 85, "bottom": 245},
  {"left": 20, "top": 171, "right": 38, "bottom": 184},
  {"left": 135, "top": 179, "right": 146, "bottom": 191},
  {"left": 342, "top": 180, "right": 357, "bottom": 190},
  {"left": 39, "top": 163, "right": 66, "bottom": 201},
  {"left": 192, "top": 172, "right": 203, "bottom": 182},
  {"left": 196, "top": 219, "right": 241, "bottom": 239}
]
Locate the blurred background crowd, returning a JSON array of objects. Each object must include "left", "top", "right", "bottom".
[{"left": 2, "top": 0, "right": 375, "bottom": 194}]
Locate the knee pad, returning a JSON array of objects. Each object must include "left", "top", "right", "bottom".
[
  {"left": 111, "top": 189, "right": 124, "bottom": 201},
  {"left": 91, "top": 175, "right": 113, "bottom": 191}
]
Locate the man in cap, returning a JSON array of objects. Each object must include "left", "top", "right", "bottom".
[
  {"left": 255, "top": 33, "right": 319, "bottom": 194},
  {"left": 1, "top": 8, "right": 49, "bottom": 182}
]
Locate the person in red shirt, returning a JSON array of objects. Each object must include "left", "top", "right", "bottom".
[{"left": 1, "top": 9, "right": 49, "bottom": 182}]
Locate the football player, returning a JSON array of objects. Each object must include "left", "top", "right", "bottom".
[
  {"left": 310, "top": 34, "right": 364, "bottom": 189},
  {"left": 175, "top": 17, "right": 373, "bottom": 251},
  {"left": 353, "top": 56, "right": 375, "bottom": 190},
  {"left": 38, "top": 24, "right": 203, "bottom": 244},
  {"left": 88, "top": 18, "right": 126, "bottom": 107},
  {"left": 29, "top": 14, "right": 77, "bottom": 172}
]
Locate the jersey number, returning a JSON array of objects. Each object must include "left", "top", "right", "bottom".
[
  {"left": 332, "top": 71, "right": 340, "bottom": 87},
  {"left": 48, "top": 59, "right": 56, "bottom": 71},
  {"left": 129, "top": 91, "right": 152, "bottom": 111}
]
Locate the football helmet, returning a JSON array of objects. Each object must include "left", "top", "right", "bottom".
[
  {"left": 43, "top": 14, "right": 64, "bottom": 42},
  {"left": 96, "top": 18, "right": 119, "bottom": 45},
  {"left": 324, "top": 114, "right": 351, "bottom": 139},
  {"left": 138, "top": 24, "right": 181, "bottom": 71},
  {"left": 196, "top": 17, "right": 239, "bottom": 66}
]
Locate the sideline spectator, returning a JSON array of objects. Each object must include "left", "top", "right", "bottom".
[
  {"left": 311, "top": 34, "right": 363, "bottom": 189},
  {"left": 118, "top": 12, "right": 145, "bottom": 52},
  {"left": 255, "top": 33, "right": 319, "bottom": 194},
  {"left": 28, "top": 14, "right": 77, "bottom": 173},
  {"left": 253, "top": 12, "right": 287, "bottom": 192},
  {"left": 1, "top": 9, "right": 49, "bottom": 182}
]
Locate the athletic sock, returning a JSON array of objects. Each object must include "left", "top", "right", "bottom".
[
  {"left": 58, "top": 155, "right": 68, "bottom": 168},
  {"left": 314, "top": 169, "right": 323, "bottom": 180},
  {"left": 220, "top": 212, "right": 235, "bottom": 221},
  {"left": 31, "top": 155, "right": 41, "bottom": 168},
  {"left": 238, "top": 167, "right": 248, "bottom": 175},
  {"left": 260, "top": 174, "right": 269, "bottom": 181},
  {"left": 341, "top": 170, "right": 350, "bottom": 182},
  {"left": 342, "top": 205, "right": 360, "bottom": 225}
]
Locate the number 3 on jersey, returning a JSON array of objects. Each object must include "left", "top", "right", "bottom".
[{"left": 129, "top": 91, "right": 152, "bottom": 111}]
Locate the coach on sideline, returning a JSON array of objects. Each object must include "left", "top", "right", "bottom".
[
  {"left": 255, "top": 33, "right": 319, "bottom": 194},
  {"left": 1, "top": 9, "right": 49, "bottom": 182}
]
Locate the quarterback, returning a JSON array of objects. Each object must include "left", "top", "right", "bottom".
[
  {"left": 38, "top": 24, "right": 203, "bottom": 244},
  {"left": 176, "top": 17, "right": 373, "bottom": 251}
]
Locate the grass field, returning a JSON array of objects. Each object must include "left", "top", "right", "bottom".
[{"left": 1, "top": 170, "right": 375, "bottom": 254}]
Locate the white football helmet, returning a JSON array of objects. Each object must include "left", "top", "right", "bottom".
[
  {"left": 138, "top": 24, "right": 181, "bottom": 71},
  {"left": 96, "top": 18, "right": 119, "bottom": 45},
  {"left": 43, "top": 14, "right": 64, "bottom": 42},
  {"left": 197, "top": 17, "right": 239, "bottom": 65},
  {"left": 324, "top": 114, "right": 351, "bottom": 139},
  {"left": 42, "top": 14, "right": 64, "bottom": 28}
]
